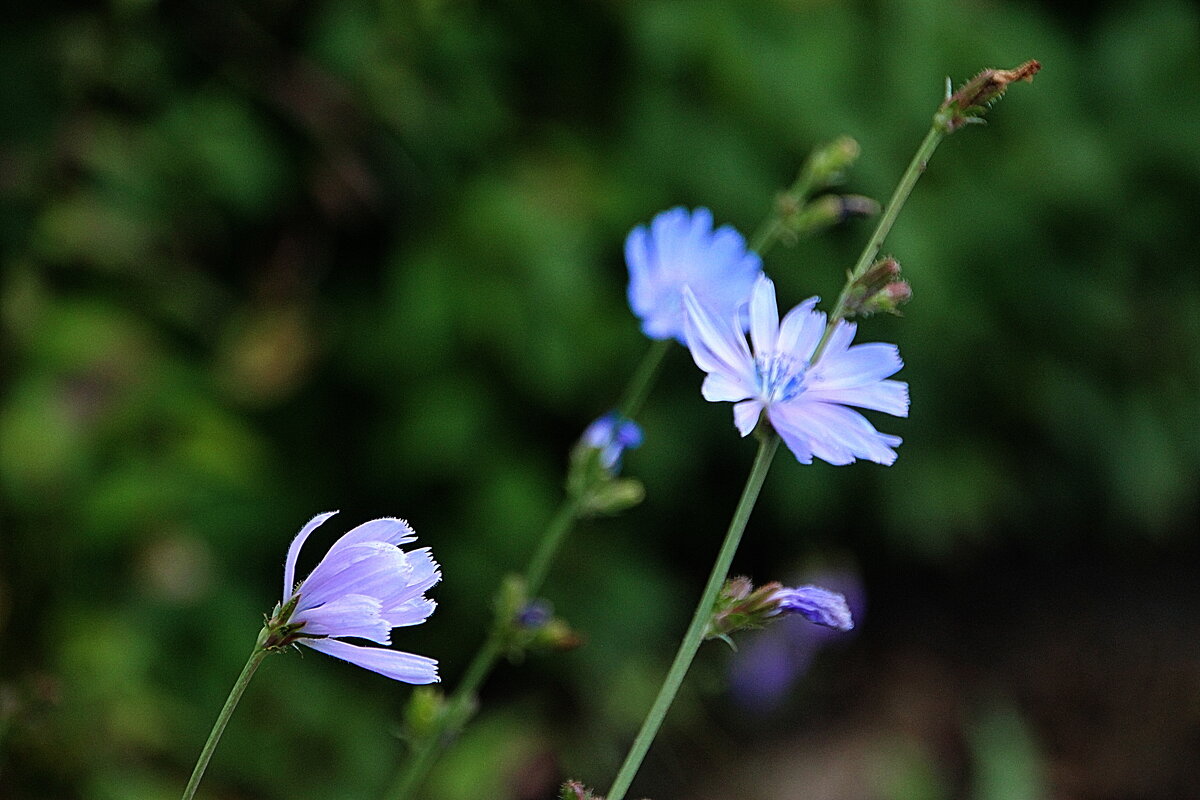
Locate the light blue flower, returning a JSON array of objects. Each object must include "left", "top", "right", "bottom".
[
  {"left": 280, "top": 512, "right": 440, "bottom": 684},
  {"left": 626, "top": 207, "right": 763, "bottom": 343},
  {"left": 683, "top": 274, "right": 908, "bottom": 465},
  {"left": 581, "top": 412, "right": 643, "bottom": 472},
  {"left": 770, "top": 585, "right": 854, "bottom": 631}
]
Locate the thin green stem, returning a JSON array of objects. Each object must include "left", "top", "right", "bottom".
[
  {"left": 524, "top": 494, "right": 585, "bottom": 603},
  {"left": 181, "top": 645, "right": 269, "bottom": 800},
  {"left": 616, "top": 338, "right": 672, "bottom": 420},
  {"left": 749, "top": 159, "right": 821, "bottom": 256},
  {"left": 814, "top": 125, "right": 944, "bottom": 361},
  {"left": 606, "top": 434, "right": 780, "bottom": 800},
  {"left": 386, "top": 341, "right": 673, "bottom": 800}
]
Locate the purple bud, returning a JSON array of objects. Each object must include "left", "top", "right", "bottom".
[{"left": 580, "top": 412, "right": 643, "bottom": 472}]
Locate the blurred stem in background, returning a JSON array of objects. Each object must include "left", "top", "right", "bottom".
[
  {"left": 603, "top": 63, "right": 1039, "bottom": 798},
  {"left": 385, "top": 340, "right": 670, "bottom": 800}
]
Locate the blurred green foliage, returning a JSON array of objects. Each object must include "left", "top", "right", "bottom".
[{"left": 2, "top": 1, "right": 1198, "bottom": 798}]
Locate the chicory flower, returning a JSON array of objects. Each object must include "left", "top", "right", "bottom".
[
  {"left": 580, "top": 412, "right": 644, "bottom": 472},
  {"left": 275, "top": 512, "right": 441, "bottom": 684},
  {"left": 683, "top": 274, "right": 908, "bottom": 465},
  {"left": 626, "top": 207, "right": 763, "bottom": 343}
]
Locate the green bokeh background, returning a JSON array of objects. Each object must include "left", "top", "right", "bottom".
[{"left": 2, "top": 1, "right": 1198, "bottom": 798}]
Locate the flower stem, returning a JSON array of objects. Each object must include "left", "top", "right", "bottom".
[
  {"left": 606, "top": 434, "right": 780, "bottom": 800},
  {"left": 617, "top": 338, "right": 672, "bottom": 420},
  {"left": 814, "top": 124, "right": 944, "bottom": 360},
  {"left": 181, "top": 645, "right": 269, "bottom": 800}
]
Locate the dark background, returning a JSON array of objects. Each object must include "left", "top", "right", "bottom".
[{"left": 2, "top": 1, "right": 1198, "bottom": 798}]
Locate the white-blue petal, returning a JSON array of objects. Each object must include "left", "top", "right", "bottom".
[
  {"left": 302, "top": 638, "right": 439, "bottom": 684},
  {"left": 702, "top": 372, "right": 752, "bottom": 402},
  {"left": 804, "top": 380, "right": 909, "bottom": 417},
  {"left": 748, "top": 275, "right": 780, "bottom": 357},
  {"left": 775, "top": 298, "right": 823, "bottom": 360},
  {"left": 283, "top": 511, "right": 339, "bottom": 603},
  {"left": 733, "top": 399, "right": 764, "bottom": 437},
  {"left": 296, "top": 594, "right": 390, "bottom": 644},
  {"left": 682, "top": 287, "right": 753, "bottom": 386},
  {"left": 810, "top": 342, "right": 903, "bottom": 389}
]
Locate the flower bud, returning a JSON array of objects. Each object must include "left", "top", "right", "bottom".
[
  {"left": 845, "top": 257, "right": 912, "bottom": 317},
  {"left": 806, "top": 136, "right": 861, "bottom": 188},
  {"left": 568, "top": 412, "right": 646, "bottom": 516},
  {"left": 782, "top": 194, "right": 880, "bottom": 240},
  {"left": 935, "top": 60, "right": 1041, "bottom": 133},
  {"left": 560, "top": 781, "right": 604, "bottom": 800}
]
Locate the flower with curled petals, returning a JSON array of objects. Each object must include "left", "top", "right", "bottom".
[
  {"left": 626, "top": 207, "right": 763, "bottom": 343},
  {"left": 271, "top": 512, "right": 441, "bottom": 684},
  {"left": 683, "top": 274, "right": 908, "bottom": 465}
]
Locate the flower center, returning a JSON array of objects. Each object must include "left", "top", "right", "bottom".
[{"left": 755, "top": 352, "right": 809, "bottom": 403}]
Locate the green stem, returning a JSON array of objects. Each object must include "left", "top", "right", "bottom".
[
  {"left": 524, "top": 494, "right": 585, "bottom": 602},
  {"left": 385, "top": 632, "right": 506, "bottom": 800},
  {"left": 181, "top": 645, "right": 269, "bottom": 800},
  {"left": 749, "top": 159, "right": 820, "bottom": 256},
  {"left": 386, "top": 341, "right": 673, "bottom": 800},
  {"left": 814, "top": 125, "right": 944, "bottom": 361},
  {"left": 616, "top": 338, "right": 672, "bottom": 421},
  {"left": 606, "top": 434, "right": 780, "bottom": 800}
]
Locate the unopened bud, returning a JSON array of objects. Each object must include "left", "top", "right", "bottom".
[
  {"left": 784, "top": 194, "right": 880, "bottom": 239},
  {"left": 706, "top": 577, "right": 785, "bottom": 641},
  {"left": 561, "top": 781, "right": 604, "bottom": 800},
  {"left": 936, "top": 60, "right": 1041, "bottom": 133},
  {"left": 807, "top": 136, "right": 861, "bottom": 188},
  {"left": 402, "top": 687, "right": 449, "bottom": 741},
  {"left": 845, "top": 257, "right": 911, "bottom": 317}
]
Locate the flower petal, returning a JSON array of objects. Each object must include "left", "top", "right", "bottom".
[
  {"left": 810, "top": 342, "right": 903, "bottom": 389},
  {"left": 804, "top": 379, "right": 909, "bottom": 416},
  {"left": 682, "top": 287, "right": 754, "bottom": 389},
  {"left": 733, "top": 399, "right": 763, "bottom": 437},
  {"left": 702, "top": 372, "right": 752, "bottom": 402},
  {"left": 748, "top": 275, "right": 780, "bottom": 357},
  {"left": 283, "top": 511, "right": 339, "bottom": 602},
  {"left": 332, "top": 518, "right": 417, "bottom": 550},
  {"left": 296, "top": 594, "right": 390, "bottom": 644},
  {"left": 297, "top": 542, "right": 411, "bottom": 611},
  {"left": 769, "top": 401, "right": 902, "bottom": 466},
  {"left": 302, "top": 638, "right": 439, "bottom": 684},
  {"left": 775, "top": 298, "right": 823, "bottom": 358},
  {"left": 772, "top": 586, "right": 854, "bottom": 631}
]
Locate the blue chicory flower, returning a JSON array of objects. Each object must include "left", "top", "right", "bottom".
[
  {"left": 770, "top": 585, "right": 854, "bottom": 631},
  {"left": 626, "top": 207, "right": 763, "bottom": 343},
  {"left": 281, "top": 512, "right": 441, "bottom": 684},
  {"left": 581, "top": 412, "right": 643, "bottom": 472},
  {"left": 683, "top": 274, "right": 909, "bottom": 465}
]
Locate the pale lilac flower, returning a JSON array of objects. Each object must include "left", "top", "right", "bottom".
[
  {"left": 770, "top": 585, "right": 854, "bottom": 631},
  {"left": 581, "top": 412, "right": 643, "bottom": 472},
  {"left": 280, "top": 512, "right": 440, "bottom": 684},
  {"left": 626, "top": 207, "right": 763, "bottom": 343},
  {"left": 683, "top": 274, "right": 908, "bottom": 465}
]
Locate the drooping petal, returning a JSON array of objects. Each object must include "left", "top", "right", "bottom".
[
  {"left": 302, "top": 638, "right": 439, "bottom": 684},
  {"left": 283, "top": 511, "right": 339, "bottom": 602},
  {"left": 733, "top": 399, "right": 764, "bottom": 437},
  {"left": 295, "top": 594, "right": 390, "bottom": 644},
  {"left": 682, "top": 287, "right": 754, "bottom": 389},
  {"left": 810, "top": 342, "right": 904, "bottom": 389},
  {"left": 804, "top": 380, "right": 910, "bottom": 416},
  {"left": 748, "top": 275, "right": 780, "bottom": 357}
]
